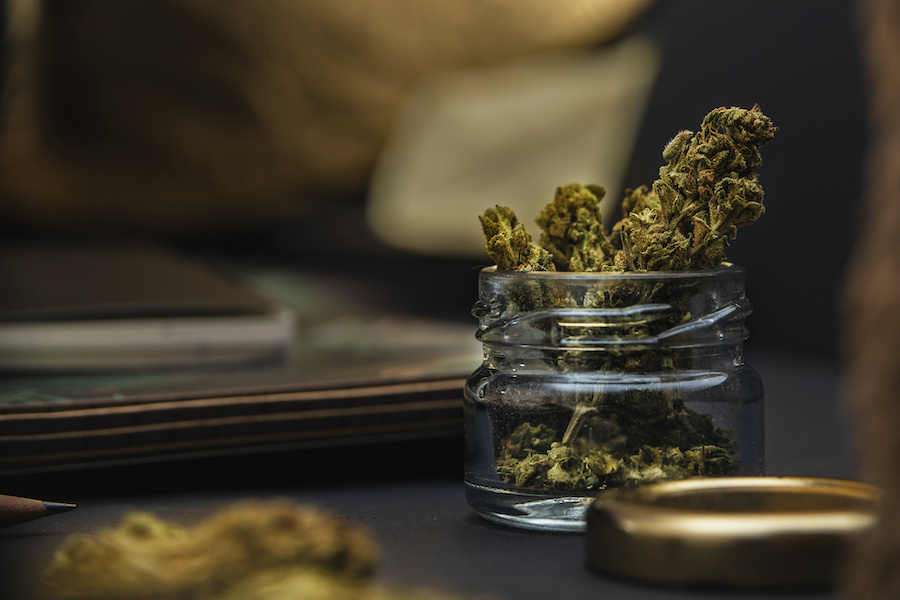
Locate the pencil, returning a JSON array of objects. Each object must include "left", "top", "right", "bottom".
[{"left": 0, "top": 494, "right": 76, "bottom": 528}]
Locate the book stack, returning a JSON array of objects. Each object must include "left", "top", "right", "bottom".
[{"left": 0, "top": 246, "right": 480, "bottom": 474}]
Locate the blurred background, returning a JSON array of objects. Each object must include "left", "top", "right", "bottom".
[
  {"left": 0, "top": 5, "right": 886, "bottom": 596},
  {"left": 0, "top": 0, "right": 868, "bottom": 364}
]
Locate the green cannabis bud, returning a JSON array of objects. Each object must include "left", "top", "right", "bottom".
[
  {"left": 620, "top": 105, "right": 777, "bottom": 271},
  {"left": 534, "top": 183, "right": 616, "bottom": 271},
  {"left": 481, "top": 105, "right": 777, "bottom": 273},
  {"left": 497, "top": 403, "right": 737, "bottom": 492},
  {"left": 479, "top": 205, "right": 556, "bottom": 271}
]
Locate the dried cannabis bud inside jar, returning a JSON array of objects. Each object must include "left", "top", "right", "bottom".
[{"left": 465, "top": 106, "right": 775, "bottom": 530}]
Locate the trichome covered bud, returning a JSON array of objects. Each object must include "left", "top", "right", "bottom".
[
  {"left": 535, "top": 183, "right": 616, "bottom": 271},
  {"left": 479, "top": 205, "right": 555, "bottom": 271},
  {"left": 482, "top": 105, "right": 777, "bottom": 273},
  {"left": 621, "top": 104, "right": 777, "bottom": 270}
]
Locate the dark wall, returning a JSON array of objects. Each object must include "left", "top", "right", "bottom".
[{"left": 630, "top": 0, "right": 868, "bottom": 362}]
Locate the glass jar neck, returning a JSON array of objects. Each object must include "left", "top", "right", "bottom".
[{"left": 474, "top": 264, "right": 751, "bottom": 371}]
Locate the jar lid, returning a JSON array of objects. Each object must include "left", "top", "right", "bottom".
[{"left": 586, "top": 476, "right": 880, "bottom": 588}]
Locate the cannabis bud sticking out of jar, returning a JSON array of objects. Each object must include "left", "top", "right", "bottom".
[{"left": 464, "top": 105, "right": 777, "bottom": 531}]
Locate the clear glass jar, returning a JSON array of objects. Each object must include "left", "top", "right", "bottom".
[{"left": 463, "top": 263, "right": 764, "bottom": 531}]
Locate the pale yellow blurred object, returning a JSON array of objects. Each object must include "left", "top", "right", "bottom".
[
  {"left": 367, "top": 36, "right": 660, "bottom": 257},
  {"left": 0, "top": 0, "right": 655, "bottom": 235}
]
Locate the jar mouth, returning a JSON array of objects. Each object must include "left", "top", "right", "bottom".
[{"left": 481, "top": 262, "right": 741, "bottom": 280}]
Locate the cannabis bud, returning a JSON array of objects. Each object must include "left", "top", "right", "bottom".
[
  {"left": 478, "top": 205, "right": 555, "bottom": 272},
  {"left": 480, "top": 105, "right": 777, "bottom": 272},
  {"left": 43, "top": 501, "right": 483, "bottom": 599}
]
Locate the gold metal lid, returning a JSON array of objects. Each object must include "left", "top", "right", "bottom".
[{"left": 586, "top": 476, "right": 881, "bottom": 588}]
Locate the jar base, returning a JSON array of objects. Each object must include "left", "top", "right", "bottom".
[{"left": 465, "top": 481, "right": 595, "bottom": 532}]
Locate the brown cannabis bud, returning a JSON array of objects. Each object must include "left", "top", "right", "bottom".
[{"left": 481, "top": 105, "right": 777, "bottom": 273}]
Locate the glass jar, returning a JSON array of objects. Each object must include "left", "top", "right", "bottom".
[{"left": 463, "top": 263, "right": 764, "bottom": 531}]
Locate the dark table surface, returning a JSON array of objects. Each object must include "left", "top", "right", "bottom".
[{"left": 0, "top": 352, "right": 859, "bottom": 600}]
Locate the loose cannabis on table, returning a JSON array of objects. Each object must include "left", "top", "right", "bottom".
[{"left": 478, "top": 105, "right": 777, "bottom": 492}]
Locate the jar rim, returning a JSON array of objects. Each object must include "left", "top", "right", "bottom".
[{"left": 481, "top": 262, "right": 742, "bottom": 280}]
